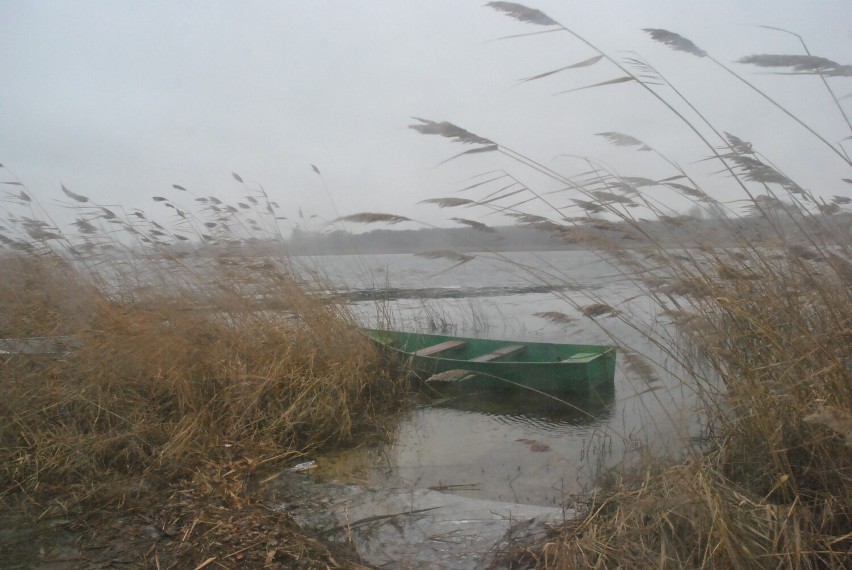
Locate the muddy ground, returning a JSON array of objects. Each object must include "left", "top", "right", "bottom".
[{"left": 1, "top": 458, "right": 564, "bottom": 569}]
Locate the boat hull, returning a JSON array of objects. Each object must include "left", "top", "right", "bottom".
[{"left": 362, "top": 328, "right": 616, "bottom": 393}]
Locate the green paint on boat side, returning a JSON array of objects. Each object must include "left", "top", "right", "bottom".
[{"left": 362, "top": 328, "right": 616, "bottom": 393}]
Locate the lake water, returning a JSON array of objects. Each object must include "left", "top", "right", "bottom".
[{"left": 294, "top": 250, "right": 705, "bottom": 507}]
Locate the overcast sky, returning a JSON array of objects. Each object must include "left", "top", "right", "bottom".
[{"left": 2, "top": 1, "right": 851, "bottom": 234}]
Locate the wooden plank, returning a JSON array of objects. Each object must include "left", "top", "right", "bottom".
[
  {"left": 471, "top": 344, "right": 526, "bottom": 362},
  {"left": 414, "top": 340, "right": 466, "bottom": 357},
  {"left": 564, "top": 352, "right": 597, "bottom": 360}
]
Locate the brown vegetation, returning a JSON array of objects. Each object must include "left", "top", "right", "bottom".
[
  {"left": 0, "top": 183, "right": 405, "bottom": 567},
  {"left": 511, "top": 252, "right": 851, "bottom": 568}
]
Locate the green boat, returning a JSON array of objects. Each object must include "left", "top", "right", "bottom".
[{"left": 362, "top": 328, "right": 616, "bottom": 393}]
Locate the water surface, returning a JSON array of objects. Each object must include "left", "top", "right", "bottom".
[{"left": 298, "top": 250, "right": 703, "bottom": 506}]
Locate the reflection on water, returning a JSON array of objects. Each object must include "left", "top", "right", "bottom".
[
  {"left": 392, "top": 388, "right": 619, "bottom": 506},
  {"left": 431, "top": 387, "right": 615, "bottom": 433},
  {"left": 318, "top": 388, "right": 619, "bottom": 507}
]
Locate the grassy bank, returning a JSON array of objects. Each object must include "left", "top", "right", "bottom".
[
  {"left": 0, "top": 183, "right": 404, "bottom": 567},
  {"left": 518, "top": 245, "right": 851, "bottom": 568}
]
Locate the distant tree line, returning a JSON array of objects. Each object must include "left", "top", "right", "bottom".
[{"left": 280, "top": 211, "right": 849, "bottom": 255}]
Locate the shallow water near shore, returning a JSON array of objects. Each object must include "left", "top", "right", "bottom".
[
  {"left": 317, "top": 387, "right": 619, "bottom": 506},
  {"left": 279, "top": 250, "right": 705, "bottom": 565},
  {"left": 269, "top": 469, "right": 566, "bottom": 569}
]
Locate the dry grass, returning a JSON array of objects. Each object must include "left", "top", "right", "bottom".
[
  {"left": 0, "top": 181, "right": 405, "bottom": 567},
  {"left": 508, "top": 255, "right": 851, "bottom": 568}
]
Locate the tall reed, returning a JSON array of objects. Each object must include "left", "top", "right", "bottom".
[
  {"left": 0, "top": 174, "right": 404, "bottom": 567},
  {"left": 399, "top": 3, "right": 851, "bottom": 567}
]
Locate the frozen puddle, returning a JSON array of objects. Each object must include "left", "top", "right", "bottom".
[{"left": 270, "top": 472, "right": 569, "bottom": 569}]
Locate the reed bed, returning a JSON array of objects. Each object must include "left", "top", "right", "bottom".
[
  {"left": 509, "top": 256, "right": 851, "bottom": 568},
  {"left": 399, "top": 3, "right": 851, "bottom": 567},
  {"left": 0, "top": 179, "right": 403, "bottom": 567}
]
